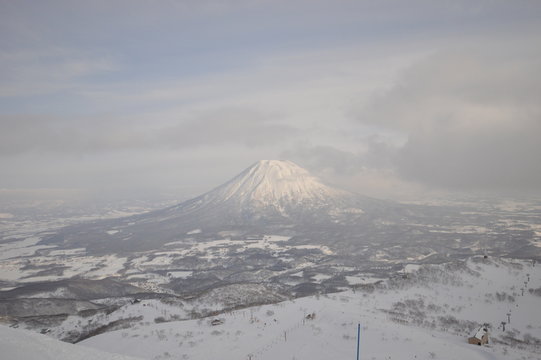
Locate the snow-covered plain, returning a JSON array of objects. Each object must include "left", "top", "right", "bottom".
[
  {"left": 0, "top": 202, "right": 164, "bottom": 287},
  {"left": 0, "top": 251, "right": 127, "bottom": 285},
  {"left": 79, "top": 257, "right": 541, "bottom": 360},
  {"left": 0, "top": 233, "right": 336, "bottom": 289}
]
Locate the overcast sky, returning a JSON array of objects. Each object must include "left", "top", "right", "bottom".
[{"left": 1, "top": 0, "right": 541, "bottom": 203}]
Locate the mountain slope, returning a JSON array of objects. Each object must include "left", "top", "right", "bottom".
[
  {"left": 165, "top": 160, "right": 366, "bottom": 222},
  {"left": 80, "top": 257, "right": 541, "bottom": 360},
  {"left": 43, "top": 160, "right": 390, "bottom": 253}
]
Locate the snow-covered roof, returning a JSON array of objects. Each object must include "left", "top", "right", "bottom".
[{"left": 474, "top": 327, "right": 488, "bottom": 339}]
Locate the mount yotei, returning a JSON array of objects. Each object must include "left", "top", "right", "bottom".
[
  {"left": 42, "top": 160, "right": 392, "bottom": 253},
  {"left": 167, "top": 159, "right": 372, "bottom": 222},
  {"left": 41, "top": 160, "right": 539, "bottom": 262}
]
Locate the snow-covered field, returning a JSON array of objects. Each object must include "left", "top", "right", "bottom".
[
  {"left": 1, "top": 229, "right": 540, "bottom": 359},
  {"left": 0, "top": 250, "right": 127, "bottom": 285},
  {"left": 77, "top": 257, "right": 541, "bottom": 360},
  {"left": 1, "top": 193, "right": 541, "bottom": 359},
  {"left": 0, "top": 234, "right": 332, "bottom": 287},
  {"left": 159, "top": 235, "right": 332, "bottom": 261},
  {"left": 0, "top": 204, "right": 161, "bottom": 287}
]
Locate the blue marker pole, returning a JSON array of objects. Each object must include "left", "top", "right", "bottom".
[{"left": 356, "top": 323, "right": 360, "bottom": 360}]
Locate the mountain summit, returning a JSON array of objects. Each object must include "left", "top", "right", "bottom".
[
  {"left": 193, "top": 160, "right": 348, "bottom": 210},
  {"left": 167, "top": 160, "right": 360, "bottom": 222}
]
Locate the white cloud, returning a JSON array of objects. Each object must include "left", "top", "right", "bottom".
[
  {"left": 0, "top": 48, "right": 116, "bottom": 97},
  {"left": 2, "top": 0, "right": 541, "bottom": 200}
]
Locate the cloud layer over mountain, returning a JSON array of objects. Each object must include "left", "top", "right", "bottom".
[{"left": 1, "top": 1, "right": 540, "bottom": 200}]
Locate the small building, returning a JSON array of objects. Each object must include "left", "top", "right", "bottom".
[{"left": 468, "top": 326, "right": 489, "bottom": 346}]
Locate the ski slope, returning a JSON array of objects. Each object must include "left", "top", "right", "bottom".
[{"left": 81, "top": 257, "right": 541, "bottom": 360}]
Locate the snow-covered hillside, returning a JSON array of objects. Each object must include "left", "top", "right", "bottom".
[
  {"left": 0, "top": 325, "right": 141, "bottom": 360},
  {"left": 80, "top": 256, "right": 541, "bottom": 360}
]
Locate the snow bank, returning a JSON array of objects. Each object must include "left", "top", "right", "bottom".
[{"left": 0, "top": 325, "right": 142, "bottom": 360}]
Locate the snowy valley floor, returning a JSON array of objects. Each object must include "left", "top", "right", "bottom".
[{"left": 69, "top": 257, "right": 541, "bottom": 360}]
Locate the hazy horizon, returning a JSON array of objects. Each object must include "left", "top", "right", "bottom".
[{"left": 2, "top": 1, "right": 541, "bottom": 205}]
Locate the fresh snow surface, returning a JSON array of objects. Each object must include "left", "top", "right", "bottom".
[
  {"left": 474, "top": 326, "right": 488, "bottom": 340},
  {"left": 0, "top": 325, "right": 142, "bottom": 360},
  {"left": 0, "top": 252, "right": 127, "bottom": 284},
  {"left": 404, "top": 264, "right": 422, "bottom": 273},
  {"left": 80, "top": 257, "right": 541, "bottom": 360},
  {"left": 130, "top": 235, "right": 333, "bottom": 268},
  {"left": 167, "top": 271, "right": 193, "bottom": 279},
  {"left": 345, "top": 275, "right": 382, "bottom": 285},
  {"left": 0, "top": 236, "right": 55, "bottom": 261},
  {"left": 81, "top": 293, "right": 509, "bottom": 360}
]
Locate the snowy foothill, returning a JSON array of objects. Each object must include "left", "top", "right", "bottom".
[{"left": 79, "top": 257, "right": 541, "bottom": 360}]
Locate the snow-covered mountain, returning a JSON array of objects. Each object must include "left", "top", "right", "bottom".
[
  {"left": 165, "top": 160, "right": 366, "bottom": 222},
  {"left": 43, "top": 160, "right": 389, "bottom": 253},
  {"left": 184, "top": 160, "right": 349, "bottom": 210}
]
